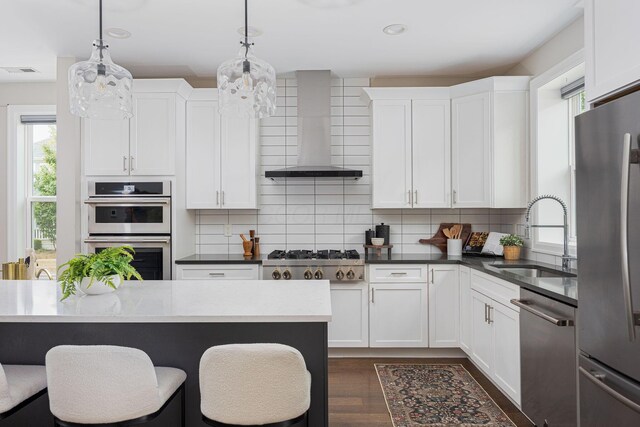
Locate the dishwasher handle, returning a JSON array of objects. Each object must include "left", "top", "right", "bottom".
[{"left": 510, "top": 298, "right": 574, "bottom": 326}]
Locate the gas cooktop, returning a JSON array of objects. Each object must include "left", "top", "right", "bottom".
[
  {"left": 263, "top": 249, "right": 364, "bottom": 281},
  {"left": 267, "top": 249, "right": 360, "bottom": 260}
]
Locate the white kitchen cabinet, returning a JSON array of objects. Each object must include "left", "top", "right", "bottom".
[
  {"left": 459, "top": 266, "right": 472, "bottom": 355},
  {"left": 369, "top": 282, "right": 428, "bottom": 347},
  {"left": 130, "top": 93, "right": 176, "bottom": 176},
  {"left": 428, "top": 265, "right": 459, "bottom": 347},
  {"left": 369, "top": 99, "right": 412, "bottom": 208},
  {"left": 450, "top": 77, "right": 529, "bottom": 208},
  {"left": 585, "top": 0, "right": 640, "bottom": 103},
  {"left": 470, "top": 270, "right": 521, "bottom": 405},
  {"left": 83, "top": 79, "right": 190, "bottom": 177},
  {"left": 175, "top": 264, "right": 259, "bottom": 280},
  {"left": 185, "top": 92, "right": 258, "bottom": 209},
  {"left": 328, "top": 283, "right": 369, "bottom": 348},
  {"left": 363, "top": 88, "right": 451, "bottom": 209}
]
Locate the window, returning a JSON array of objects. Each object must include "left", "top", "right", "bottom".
[
  {"left": 530, "top": 53, "right": 585, "bottom": 256},
  {"left": 23, "top": 116, "right": 57, "bottom": 277}
]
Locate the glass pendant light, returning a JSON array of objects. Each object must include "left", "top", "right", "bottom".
[
  {"left": 68, "top": 0, "right": 133, "bottom": 120},
  {"left": 217, "top": 0, "right": 277, "bottom": 118}
]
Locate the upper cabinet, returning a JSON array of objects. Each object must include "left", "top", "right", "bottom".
[
  {"left": 585, "top": 0, "right": 640, "bottom": 103},
  {"left": 185, "top": 90, "right": 259, "bottom": 209},
  {"left": 451, "top": 77, "right": 529, "bottom": 208},
  {"left": 363, "top": 78, "right": 528, "bottom": 209},
  {"left": 83, "top": 79, "right": 191, "bottom": 177},
  {"left": 363, "top": 88, "right": 451, "bottom": 209}
]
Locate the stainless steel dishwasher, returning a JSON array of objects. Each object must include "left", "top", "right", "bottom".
[{"left": 511, "top": 289, "right": 577, "bottom": 426}]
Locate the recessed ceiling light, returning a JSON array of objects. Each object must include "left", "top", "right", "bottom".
[
  {"left": 383, "top": 24, "right": 408, "bottom": 35},
  {"left": 105, "top": 27, "right": 131, "bottom": 39},
  {"left": 237, "top": 26, "right": 263, "bottom": 37}
]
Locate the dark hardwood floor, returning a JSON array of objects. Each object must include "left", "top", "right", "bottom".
[{"left": 328, "top": 358, "right": 533, "bottom": 427}]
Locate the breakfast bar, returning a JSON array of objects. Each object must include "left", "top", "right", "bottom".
[{"left": 0, "top": 280, "right": 331, "bottom": 426}]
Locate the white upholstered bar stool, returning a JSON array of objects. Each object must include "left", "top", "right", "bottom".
[
  {"left": 46, "top": 345, "right": 186, "bottom": 427},
  {"left": 199, "top": 343, "right": 311, "bottom": 427},
  {"left": 0, "top": 362, "right": 47, "bottom": 421}
]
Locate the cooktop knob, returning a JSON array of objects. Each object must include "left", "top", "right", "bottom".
[
  {"left": 335, "top": 269, "right": 345, "bottom": 280},
  {"left": 303, "top": 269, "right": 313, "bottom": 280},
  {"left": 282, "top": 269, "right": 292, "bottom": 280},
  {"left": 272, "top": 269, "right": 281, "bottom": 280},
  {"left": 314, "top": 269, "right": 323, "bottom": 280},
  {"left": 346, "top": 269, "right": 355, "bottom": 280}
]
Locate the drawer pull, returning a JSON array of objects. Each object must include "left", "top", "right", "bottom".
[
  {"left": 390, "top": 272, "right": 408, "bottom": 276},
  {"left": 209, "top": 272, "right": 226, "bottom": 277}
]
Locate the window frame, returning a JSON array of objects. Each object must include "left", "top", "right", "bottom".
[{"left": 529, "top": 50, "right": 584, "bottom": 258}]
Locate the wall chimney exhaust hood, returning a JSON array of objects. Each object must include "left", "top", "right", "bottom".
[{"left": 265, "top": 70, "right": 363, "bottom": 179}]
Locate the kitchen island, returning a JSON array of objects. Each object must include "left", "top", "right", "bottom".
[{"left": 0, "top": 280, "right": 331, "bottom": 426}]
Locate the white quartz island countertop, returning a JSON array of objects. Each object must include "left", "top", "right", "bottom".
[{"left": 0, "top": 280, "right": 332, "bottom": 323}]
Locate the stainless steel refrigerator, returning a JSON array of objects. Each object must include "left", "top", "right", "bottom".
[{"left": 576, "top": 90, "right": 640, "bottom": 425}]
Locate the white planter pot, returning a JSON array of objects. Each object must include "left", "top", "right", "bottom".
[{"left": 78, "top": 275, "right": 121, "bottom": 296}]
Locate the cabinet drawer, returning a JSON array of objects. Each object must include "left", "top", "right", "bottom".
[
  {"left": 176, "top": 265, "right": 259, "bottom": 280},
  {"left": 368, "top": 265, "right": 427, "bottom": 283},
  {"left": 470, "top": 270, "right": 519, "bottom": 310}
]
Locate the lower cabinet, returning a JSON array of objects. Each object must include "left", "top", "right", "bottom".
[
  {"left": 459, "top": 266, "right": 472, "bottom": 355},
  {"left": 428, "top": 265, "right": 459, "bottom": 347},
  {"left": 369, "top": 281, "right": 429, "bottom": 347},
  {"left": 175, "top": 264, "right": 260, "bottom": 280},
  {"left": 328, "top": 283, "right": 369, "bottom": 348},
  {"left": 470, "top": 271, "right": 521, "bottom": 405}
]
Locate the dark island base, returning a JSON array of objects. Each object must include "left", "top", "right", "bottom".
[{"left": 0, "top": 322, "right": 328, "bottom": 427}]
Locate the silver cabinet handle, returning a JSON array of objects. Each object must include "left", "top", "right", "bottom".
[
  {"left": 510, "top": 299, "right": 574, "bottom": 326},
  {"left": 84, "top": 238, "right": 170, "bottom": 244},
  {"left": 579, "top": 367, "right": 640, "bottom": 414},
  {"left": 390, "top": 272, "right": 407, "bottom": 276},
  {"left": 407, "top": 190, "right": 412, "bottom": 206},
  {"left": 130, "top": 156, "right": 135, "bottom": 172},
  {"left": 414, "top": 190, "right": 418, "bottom": 205},
  {"left": 484, "top": 303, "right": 488, "bottom": 323},
  {"left": 84, "top": 198, "right": 170, "bottom": 205},
  {"left": 488, "top": 305, "right": 494, "bottom": 324},
  {"left": 621, "top": 133, "right": 637, "bottom": 341},
  {"left": 123, "top": 156, "right": 128, "bottom": 172},
  {"left": 371, "top": 288, "right": 375, "bottom": 303},
  {"left": 221, "top": 191, "right": 225, "bottom": 206},
  {"left": 430, "top": 268, "right": 434, "bottom": 284},
  {"left": 209, "top": 272, "right": 225, "bottom": 277},
  {"left": 453, "top": 190, "right": 457, "bottom": 204},
  {"left": 216, "top": 191, "right": 220, "bottom": 206}
]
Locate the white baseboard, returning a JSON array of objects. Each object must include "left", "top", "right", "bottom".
[{"left": 328, "top": 347, "right": 466, "bottom": 358}]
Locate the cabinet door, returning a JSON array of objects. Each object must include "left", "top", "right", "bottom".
[
  {"left": 412, "top": 100, "right": 451, "bottom": 208},
  {"left": 452, "top": 93, "right": 492, "bottom": 207},
  {"left": 428, "top": 265, "right": 459, "bottom": 347},
  {"left": 459, "top": 266, "right": 472, "bottom": 355},
  {"left": 492, "top": 302, "right": 521, "bottom": 405},
  {"left": 186, "top": 101, "right": 221, "bottom": 209},
  {"left": 371, "top": 100, "right": 412, "bottom": 208},
  {"left": 585, "top": 0, "right": 640, "bottom": 102},
  {"left": 220, "top": 114, "right": 258, "bottom": 209},
  {"left": 370, "top": 283, "right": 428, "bottom": 347},
  {"left": 328, "top": 283, "right": 369, "bottom": 348},
  {"left": 130, "top": 93, "right": 176, "bottom": 175},
  {"left": 471, "top": 289, "right": 493, "bottom": 374},
  {"left": 83, "top": 118, "right": 130, "bottom": 176}
]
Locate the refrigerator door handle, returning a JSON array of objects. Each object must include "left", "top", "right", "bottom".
[
  {"left": 579, "top": 367, "right": 640, "bottom": 414},
  {"left": 621, "top": 133, "right": 637, "bottom": 341}
]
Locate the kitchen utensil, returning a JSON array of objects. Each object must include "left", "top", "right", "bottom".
[
  {"left": 419, "top": 223, "right": 473, "bottom": 253},
  {"left": 240, "top": 234, "right": 248, "bottom": 242},
  {"left": 375, "top": 223, "right": 390, "bottom": 245},
  {"left": 365, "top": 229, "right": 376, "bottom": 246},
  {"left": 371, "top": 237, "right": 385, "bottom": 246},
  {"left": 443, "top": 228, "right": 453, "bottom": 239},
  {"left": 253, "top": 237, "right": 261, "bottom": 257},
  {"left": 242, "top": 240, "right": 253, "bottom": 257},
  {"left": 249, "top": 230, "right": 256, "bottom": 255},
  {"left": 452, "top": 224, "right": 462, "bottom": 239}
]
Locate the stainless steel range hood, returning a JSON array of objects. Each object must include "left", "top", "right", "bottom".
[{"left": 265, "top": 70, "right": 363, "bottom": 179}]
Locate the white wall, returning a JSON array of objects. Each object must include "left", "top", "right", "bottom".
[
  {"left": 508, "top": 16, "right": 584, "bottom": 77},
  {"left": 0, "top": 82, "right": 56, "bottom": 264}
]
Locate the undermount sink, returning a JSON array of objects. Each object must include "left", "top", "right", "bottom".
[{"left": 490, "top": 264, "right": 576, "bottom": 278}]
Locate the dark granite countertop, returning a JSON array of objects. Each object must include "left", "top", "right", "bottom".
[{"left": 175, "top": 253, "right": 578, "bottom": 307}]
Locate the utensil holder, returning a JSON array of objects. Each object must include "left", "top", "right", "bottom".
[{"left": 447, "top": 239, "right": 462, "bottom": 256}]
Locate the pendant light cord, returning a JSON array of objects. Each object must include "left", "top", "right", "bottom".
[
  {"left": 98, "top": 0, "right": 104, "bottom": 65},
  {"left": 241, "top": 0, "right": 253, "bottom": 58},
  {"left": 99, "top": 0, "right": 103, "bottom": 41}
]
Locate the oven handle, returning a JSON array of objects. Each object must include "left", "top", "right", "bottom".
[
  {"left": 510, "top": 298, "right": 574, "bottom": 326},
  {"left": 84, "top": 198, "right": 171, "bottom": 205},
  {"left": 84, "top": 239, "right": 171, "bottom": 244}
]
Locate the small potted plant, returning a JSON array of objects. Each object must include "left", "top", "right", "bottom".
[
  {"left": 499, "top": 234, "right": 525, "bottom": 261},
  {"left": 57, "top": 246, "right": 142, "bottom": 300}
]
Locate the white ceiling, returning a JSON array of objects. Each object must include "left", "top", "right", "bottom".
[{"left": 1, "top": 0, "right": 583, "bottom": 83}]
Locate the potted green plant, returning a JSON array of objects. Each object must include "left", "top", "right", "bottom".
[
  {"left": 57, "top": 246, "right": 142, "bottom": 300},
  {"left": 499, "top": 234, "right": 525, "bottom": 261}
]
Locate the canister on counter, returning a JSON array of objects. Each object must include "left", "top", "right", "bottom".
[
  {"left": 365, "top": 229, "right": 376, "bottom": 245},
  {"left": 2, "top": 263, "right": 16, "bottom": 280},
  {"left": 375, "top": 223, "right": 390, "bottom": 245}
]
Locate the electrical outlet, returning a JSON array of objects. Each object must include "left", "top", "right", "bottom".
[{"left": 224, "top": 224, "right": 232, "bottom": 237}]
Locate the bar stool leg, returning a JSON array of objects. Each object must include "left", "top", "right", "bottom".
[{"left": 181, "top": 383, "right": 186, "bottom": 427}]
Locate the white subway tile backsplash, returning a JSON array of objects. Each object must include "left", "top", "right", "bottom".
[{"left": 195, "top": 78, "right": 522, "bottom": 255}]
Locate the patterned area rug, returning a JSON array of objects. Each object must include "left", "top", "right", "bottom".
[{"left": 375, "top": 364, "right": 515, "bottom": 427}]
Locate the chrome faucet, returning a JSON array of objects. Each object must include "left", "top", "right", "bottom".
[{"left": 525, "top": 194, "right": 576, "bottom": 271}]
